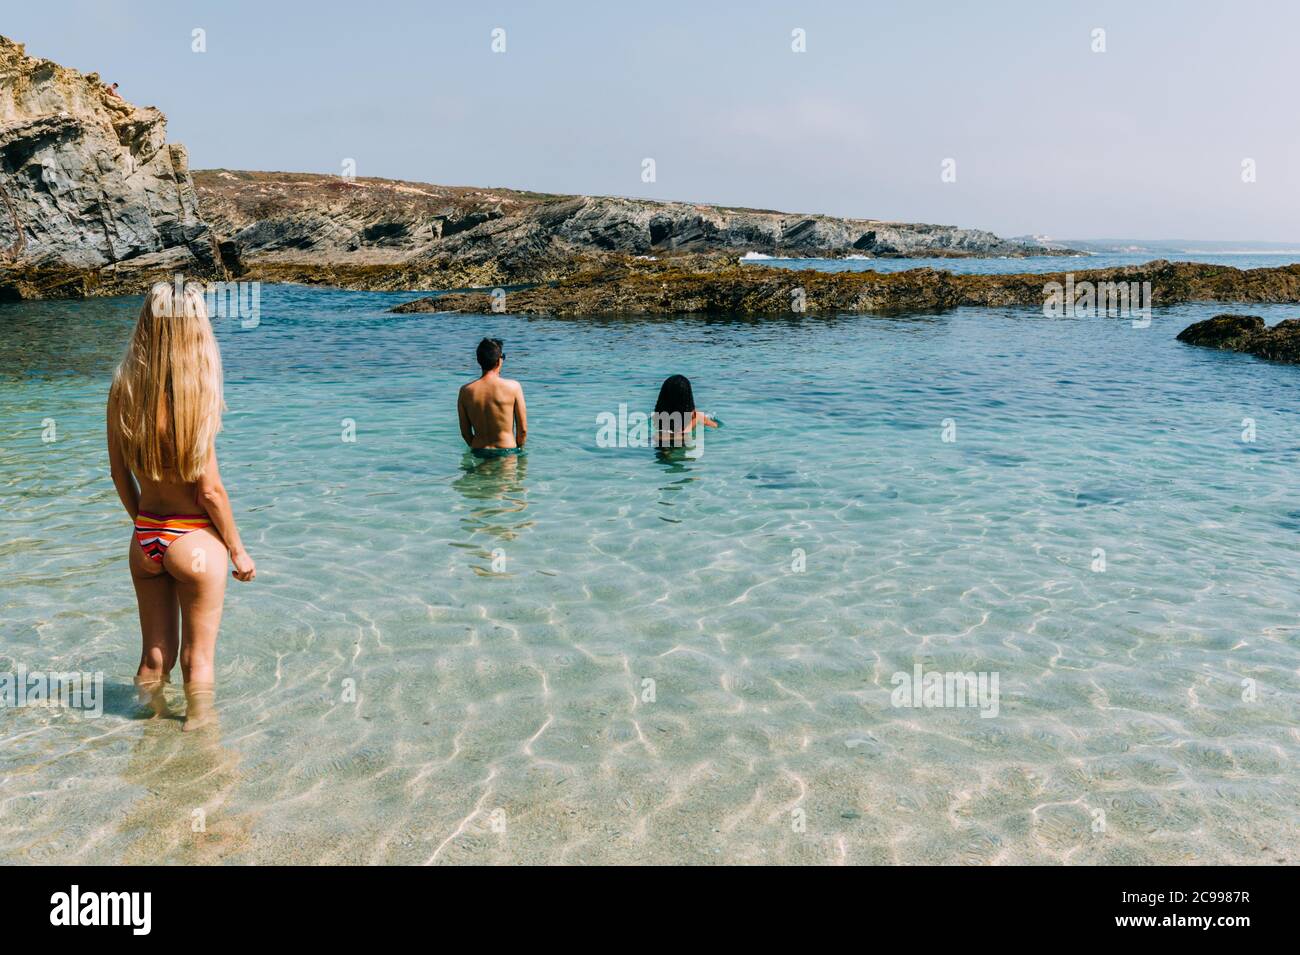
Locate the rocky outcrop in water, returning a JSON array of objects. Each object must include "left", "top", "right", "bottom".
[
  {"left": 195, "top": 169, "right": 1063, "bottom": 293},
  {"left": 393, "top": 258, "right": 1300, "bottom": 317},
  {"left": 1176, "top": 314, "right": 1300, "bottom": 364},
  {"left": 0, "top": 35, "right": 220, "bottom": 300}
]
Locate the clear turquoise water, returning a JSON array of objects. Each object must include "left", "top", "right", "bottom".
[{"left": 2, "top": 277, "right": 1299, "bottom": 864}]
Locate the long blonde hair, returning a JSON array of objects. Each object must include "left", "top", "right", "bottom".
[{"left": 109, "top": 282, "right": 224, "bottom": 482}]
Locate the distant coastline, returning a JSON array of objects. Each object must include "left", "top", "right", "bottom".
[
  {"left": 3, "top": 28, "right": 1299, "bottom": 335},
  {"left": 0, "top": 34, "right": 1066, "bottom": 302}
]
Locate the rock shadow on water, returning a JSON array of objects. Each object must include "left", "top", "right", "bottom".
[
  {"left": 1071, "top": 486, "right": 1141, "bottom": 508},
  {"left": 965, "top": 449, "right": 1030, "bottom": 469},
  {"left": 743, "top": 465, "right": 803, "bottom": 489},
  {"left": 1276, "top": 510, "right": 1300, "bottom": 532}
]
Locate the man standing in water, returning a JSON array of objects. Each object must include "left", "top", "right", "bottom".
[{"left": 457, "top": 338, "right": 528, "bottom": 456}]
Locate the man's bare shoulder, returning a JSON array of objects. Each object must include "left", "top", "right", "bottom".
[{"left": 501, "top": 377, "right": 524, "bottom": 393}]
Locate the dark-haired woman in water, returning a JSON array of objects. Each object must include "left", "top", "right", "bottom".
[{"left": 652, "top": 374, "right": 718, "bottom": 449}]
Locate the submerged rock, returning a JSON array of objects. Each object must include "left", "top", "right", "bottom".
[
  {"left": 1176, "top": 314, "right": 1300, "bottom": 364},
  {"left": 1175, "top": 314, "right": 1265, "bottom": 349},
  {"left": 393, "top": 258, "right": 1300, "bottom": 318}
]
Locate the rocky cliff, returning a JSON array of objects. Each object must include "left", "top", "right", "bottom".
[
  {"left": 0, "top": 35, "right": 220, "bottom": 300},
  {"left": 194, "top": 169, "right": 1060, "bottom": 292}
]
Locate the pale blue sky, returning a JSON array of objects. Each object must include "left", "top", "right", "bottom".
[{"left": 8, "top": 0, "right": 1299, "bottom": 240}]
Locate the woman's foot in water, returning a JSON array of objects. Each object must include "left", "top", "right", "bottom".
[
  {"left": 133, "top": 674, "right": 172, "bottom": 719},
  {"left": 182, "top": 682, "right": 217, "bottom": 732}
]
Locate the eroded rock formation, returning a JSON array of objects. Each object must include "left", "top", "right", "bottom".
[
  {"left": 0, "top": 35, "right": 220, "bottom": 299},
  {"left": 193, "top": 169, "right": 1062, "bottom": 293}
]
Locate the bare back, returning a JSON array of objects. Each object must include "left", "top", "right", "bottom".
[
  {"left": 107, "top": 405, "right": 200, "bottom": 514},
  {"left": 134, "top": 471, "right": 203, "bottom": 514},
  {"left": 458, "top": 373, "right": 527, "bottom": 449}
]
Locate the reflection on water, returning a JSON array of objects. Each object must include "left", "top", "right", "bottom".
[
  {"left": 654, "top": 446, "right": 698, "bottom": 474},
  {"left": 452, "top": 451, "right": 532, "bottom": 572},
  {"left": 654, "top": 447, "right": 701, "bottom": 523}
]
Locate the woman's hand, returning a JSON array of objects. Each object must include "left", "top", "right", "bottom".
[{"left": 231, "top": 549, "right": 256, "bottom": 582}]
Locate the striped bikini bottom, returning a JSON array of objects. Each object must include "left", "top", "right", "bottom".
[{"left": 134, "top": 511, "right": 212, "bottom": 562}]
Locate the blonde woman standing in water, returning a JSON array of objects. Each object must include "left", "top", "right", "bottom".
[{"left": 107, "top": 283, "right": 255, "bottom": 730}]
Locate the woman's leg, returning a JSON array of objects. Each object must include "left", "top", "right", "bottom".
[
  {"left": 129, "top": 538, "right": 178, "bottom": 717},
  {"left": 164, "top": 528, "right": 228, "bottom": 730}
]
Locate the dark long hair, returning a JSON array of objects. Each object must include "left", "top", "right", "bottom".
[{"left": 654, "top": 375, "right": 695, "bottom": 416}]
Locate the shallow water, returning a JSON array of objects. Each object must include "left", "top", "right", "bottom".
[{"left": 2, "top": 280, "right": 1299, "bottom": 864}]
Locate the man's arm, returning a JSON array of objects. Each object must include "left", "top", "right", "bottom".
[
  {"left": 457, "top": 387, "right": 474, "bottom": 446},
  {"left": 514, "top": 383, "right": 528, "bottom": 447}
]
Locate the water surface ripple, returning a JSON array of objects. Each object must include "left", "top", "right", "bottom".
[{"left": 1, "top": 281, "right": 1297, "bottom": 864}]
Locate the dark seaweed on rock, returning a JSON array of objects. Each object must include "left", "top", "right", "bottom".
[
  {"left": 1176, "top": 314, "right": 1300, "bottom": 365},
  {"left": 393, "top": 258, "right": 1300, "bottom": 319}
]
